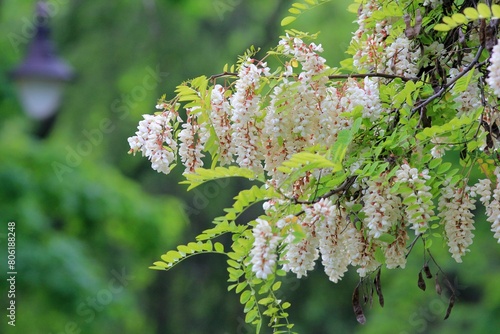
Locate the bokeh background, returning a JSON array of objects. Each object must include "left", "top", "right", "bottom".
[{"left": 0, "top": 0, "right": 499, "bottom": 333}]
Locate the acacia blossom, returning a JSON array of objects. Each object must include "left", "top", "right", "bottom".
[
  {"left": 449, "top": 65, "right": 481, "bottom": 116},
  {"left": 351, "top": 0, "right": 390, "bottom": 73},
  {"left": 362, "top": 179, "right": 403, "bottom": 238},
  {"left": 128, "top": 110, "right": 180, "bottom": 174},
  {"left": 346, "top": 224, "right": 380, "bottom": 277},
  {"left": 263, "top": 36, "right": 331, "bottom": 179},
  {"left": 178, "top": 108, "right": 208, "bottom": 174},
  {"left": 250, "top": 218, "right": 282, "bottom": 279},
  {"left": 280, "top": 216, "right": 319, "bottom": 278},
  {"left": 385, "top": 35, "right": 420, "bottom": 77},
  {"left": 395, "top": 163, "right": 434, "bottom": 234},
  {"left": 230, "top": 59, "right": 270, "bottom": 174},
  {"left": 484, "top": 170, "right": 500, "bottom": 242},
  {"left": 486, "top": 39, "right": 500, "bottom": 98},
  {"left": 438, "top": 184, "right": 476, "bottom": 262},
  {"left": 384, "top": 222, "right": 408, "bottom": 269},
  {"left": 210, "top": 84, "right": 234, "bottom": 165},
  {"left": 306, "top": 199, "right": 350, "bottom": 283}
]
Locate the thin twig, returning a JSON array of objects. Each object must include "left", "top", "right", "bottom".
[
  {"left": 294, "top": 175, "right": 357, "bottom": 205},
  {"left": 412, "top": 45, "right": 485, "bottom": 114},
  {"left": 328, "top": 73, "right": 418, "bottom": 82},
  {"left": 209, "top": 72, "right": 418, "bottom": 82}
]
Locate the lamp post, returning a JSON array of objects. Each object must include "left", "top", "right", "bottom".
[{"left": 10, "top": 1, "right": 74, "bottom": 138}]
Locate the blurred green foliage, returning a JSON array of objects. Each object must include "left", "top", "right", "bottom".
[{"left": 0, "top": 0, "right": 499, "bottom": 333}]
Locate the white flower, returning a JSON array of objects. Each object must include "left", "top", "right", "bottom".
[
  {"left": 485, "top": 169, "right": 500, "bottom": 242},
  {"left": 423, "top": 0, "right": 442, "bottom": 8},
  {"left": 210, "top": 84, "right": 234, "bottom": 165},
  {"left": 362, "top": 179, "right": 403, "bottom": 238},
  {"left": 280, "top": 217, "right": 319, "bottom": 278},
  {"left": 319, "top": 214, "right": 350, "bottom": 282},
  {"left": 486, "top": 39, "right": 500, "bottom": 98},
  {"left": 385, "top": 35, "right": 420, "bottom": 77},
  {"left": 127, "top": 111, "right": 178, "bottom": 174},
  {"left": 449, "top": 66, "right": 481, "bottom": 116},
  {"left": 395, "top": 163, "right": 434, "bottom": 234},
  {"left": 230, "top": 59, "right": 269, "bottom": 174},
  {"left": 438, "top": 184, "right": 476, "bottom": 262},
  {"left": 384, "top": 223, "right": 408, "bottom": 269},
  {"left": 178, "top": 109, "right": 208, "bottom": 174},
  {"left": 250, "top": 218, "right": 282, "bottom": 279}
]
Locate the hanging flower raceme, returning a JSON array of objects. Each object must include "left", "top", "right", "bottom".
[
  {"left": 229, "top": 59, "right": 270, "bottom": 175},
  {"left": 178, "top": 108, "right": 208, "bottom": 174},
  {"left": 483, "top": 169, "right": 500, "bottom": 242},
  {"left": 486, "top": 39, "right": 500, "bottom": 98},
  {"left": 395, "top": 163, "right": 434, "bottom": 234},
  {"left": 210, "top": 84, "right": 234, "bottom": 165},
  {"left": 362, "top": 179, "right": 403, "bottom": 239},
  {"left": 128, "top": 109, "right": 181, "bottom": 175},
  {"left": 438, "top": 183, "right": 476, "bottom": 263},
  {"left": 250, "top": 218, "right": 282, "bottom": 279}
]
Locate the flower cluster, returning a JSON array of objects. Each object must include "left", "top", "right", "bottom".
[
  {"left": 395, "top": 163, "right": 434, "bottom": 234},
  {"left": 486, "top": 39, "right": 500, "bottom": 98},
  {"left": 210, "top": 84, "right": 234, "bottom": 165},
  {"left": 385, "top": 35, "right": 420, "bottom": 77},
  {"left": 229, "top": 59, "right": 270, "bottom": 174},
  {"left": 250, "top": 218, "right": 282, "bottom": 279},
  {"left": 362, "top": 179, "right": 402, "bottom": 238},
  {"left": 178, "top": 108, "right": 208, "bottom": 174},
  {"left": 351, "top": 1, "right": 420, "bottom": 77},
  {"left": 482, "top": 169, "right": 500, "bottom": 242},
  {"left": 438, "top": 183, "right": 476, "bottom": 263},
  {"left": 351, "top": 0, "right": 390, "bottom": 72},
  {"left": 128, "top": 110, "right": 180, "bottom": 174}
]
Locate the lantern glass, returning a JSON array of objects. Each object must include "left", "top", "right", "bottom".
[{"left": 15, "top": 78, "right": 64, "bottom": 120}]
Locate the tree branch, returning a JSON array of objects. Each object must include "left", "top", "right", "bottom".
[
  {"left": 209, "top": 71, "right": 417, "bottom": 82},
  {"left": 412, "top": 45, "right": 484, "bottom": 114}
]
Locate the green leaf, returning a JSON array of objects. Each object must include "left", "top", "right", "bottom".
[
  {"left": 451, "top": 13, "right": 468, "bottom": 24},
  {"left": 434, "top": 23, "right": 451, "bottom": 32},
  {"left": 244, "top": 298, "right": 255, "bottom": 312},
  {"left": 377, "top": 233, "right": 396, "bottom": 244},
  {"left": 452, "top": 68, "right": 475, "bottom": 93},
  {"left": 463, "top": 7, "right": 479, "bottom": 20},
  {"left": 492, "top": 4, "right": 500, "bottom": 18},
  {"left": 215, "top": 242, "right": 225, "bottom": 252},
  {"left": 292, "top": 3, "right": 308, "bottom": 9},
  {"left": 374, "top": 247, "right": 386, "bottom": 264},
  {"left": 437, "top": 162, "right": 452, "bottom": 174},
  {"left": 272, "top": 281, "right": 282, "bottom": 291},
  {"left": 428, "top": 158, "right": 442, "bottom": 169},
  {"left": 181, "top": 166, "right": 258, "bottom": 190},
  {"left": 442, "top": 16, "right": 458, "bottom": 28},
  {"left": 258, "top": 297, "right": 274, "bottom": 305},
  {"left": 288, "top": 8, "right": 301, "bottom": 14},
  {"left": 281, "top": 16, "right": 297, "bottom": 26},
  {"left": 240, "top": 290, "right": 252, "bottom": 304},
  {"left": 245, "top": 308, "right": 259, "bottom": 323},
  {"left": 236, "top": 281, "right": 248, "bottom": 293},
  {"left": 477, "top": 3, "right": 491, "bottom": 18},
  {"left": 161, "top": 250, "right": 182, "bottom": 263}
]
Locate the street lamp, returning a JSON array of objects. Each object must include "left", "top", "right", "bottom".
[{"left": 10, "top": 1, "right": 74, "bottom": 125}]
